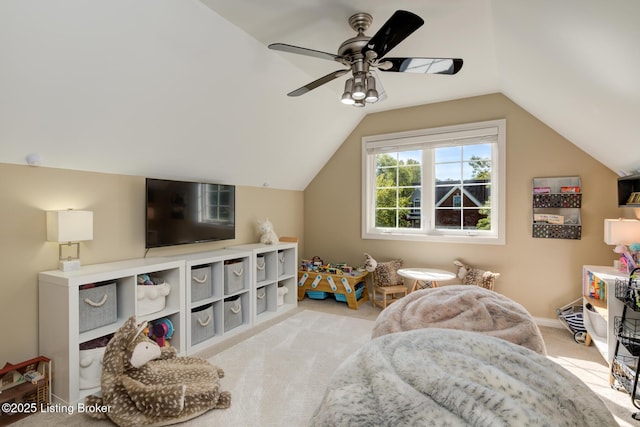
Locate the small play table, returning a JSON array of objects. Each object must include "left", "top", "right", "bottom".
[
  {"left": 297, "top": 270, "right": 369, "bottom": 310},
  {"left": 397, "top": 268, "right": 456, "bottom": 292}
]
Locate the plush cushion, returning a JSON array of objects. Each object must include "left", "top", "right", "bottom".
[
  {"left": 373, "top": 260, "right": 403, "bottom": 287},
  {"left": 453, "top": 259, "right": 500, "bottom": 290}
]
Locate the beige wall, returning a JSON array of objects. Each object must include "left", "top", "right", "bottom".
[
  {"left": 304, "top": 93, "right": 635, "bottom": 319},
  {"left": 0, "top": 163, "right": 303, "bottom": 365}
]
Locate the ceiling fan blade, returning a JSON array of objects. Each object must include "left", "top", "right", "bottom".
[
  {"left": 362, "top": 10, "right": 424, "bottom": 59},
  {"left": 287, "top": 69, "right": 350, "bottom": 97},
  {"left": 380, "top": 57, "right": 463, "bottom": 75},
  {"left": 269, "top": 43, "right": 343, "bottom": 62}
]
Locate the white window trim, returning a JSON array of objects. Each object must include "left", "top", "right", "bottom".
[{"left": 361, "top": 119, "right": 506, "bottom": 245}]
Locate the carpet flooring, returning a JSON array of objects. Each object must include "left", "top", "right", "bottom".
[{"left": 10, "top": 296, "right": 640, "bottom": 426}]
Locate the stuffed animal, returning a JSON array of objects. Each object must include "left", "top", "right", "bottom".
[
  {"left": 258, "top": 219, "right": 279, "bottom": 245},
  {"left": 453, "top": 259, "right": 500, "bottom": 291},
  {"left": 85, "top": 316, "right": 230, "bottom": 426},
  {"left": 363, "top": 253, "right": 378, "bottom": 273}
]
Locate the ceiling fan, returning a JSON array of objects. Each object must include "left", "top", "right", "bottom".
[{"left": 268, "top": 10, "right": 463, "bottom": 107}]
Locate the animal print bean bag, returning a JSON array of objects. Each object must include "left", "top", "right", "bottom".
[
  {"left": 372, "top": 284, "right": 546, "bottom": 355},
  {"left": 310, "top": 328, "right": 615, "bottom": 427}
]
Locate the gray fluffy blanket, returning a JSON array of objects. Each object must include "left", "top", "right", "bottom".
[
  {"left": 372, "top": 285, "right": 546, "bottom": 355},
  {"left": 310, "top": 328, "right": 616, "bottom": 427}
]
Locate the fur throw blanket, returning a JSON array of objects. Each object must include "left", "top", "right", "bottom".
[
  {"left": 310, "top": 328, "right": 616, "bottom": 427},
  {"left": 372, "top": 285, "right": 546, "bottom": 355}
]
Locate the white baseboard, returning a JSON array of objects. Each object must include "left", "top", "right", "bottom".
[{"left": 533, "top": 316, "right": 564, "bottom": 329}]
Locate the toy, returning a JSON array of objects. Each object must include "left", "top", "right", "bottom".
[
  {"left": 453, "top": 260, "right": 500, "bottom": 291},
  {"left": 85, "top": 316, "right": 230, "bottom": 426},
  {"left": 363, "top": 253, "right": 378, "bottom": 273},
  {"left": 257, "top": 219, "right": 279, "bottom": 245}
]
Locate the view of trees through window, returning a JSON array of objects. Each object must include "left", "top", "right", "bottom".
[{"left": 375, "top": 144, "right": 492, "bottom": 231}]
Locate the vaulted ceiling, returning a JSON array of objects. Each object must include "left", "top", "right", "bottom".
[{"left": 1, "top": 0, "right": 639, "bottom": 190}]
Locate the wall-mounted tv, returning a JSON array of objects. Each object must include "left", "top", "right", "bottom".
[{"left": 145, "top": 178, "right": 235, "bottom": 248}]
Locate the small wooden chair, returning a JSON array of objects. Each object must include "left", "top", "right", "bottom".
[
  {"left": 372, "top": 283, "right": 407, "bottom": 309},
  {"left": 370, "top": 266, "right": 408, "bottom": 309}
]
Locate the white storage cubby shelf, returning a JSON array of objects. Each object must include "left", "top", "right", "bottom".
[
  {"left": 233, "top": 242, "right": 299, "bottom": 326},
  {"left": 581, "top": 265, "right": 634, "bottom": 363},
  {"left": 38, "top": 258, "right": 185, "bottom": 405},
  {"left": 38, "top": 242, "right": 297, "bottom": 405},
  {"left": 181, "top": 248, "right": 253, "bottom": 354}
]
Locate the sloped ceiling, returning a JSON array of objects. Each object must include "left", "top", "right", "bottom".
[{"left": 0, "top": 0, "right": 638, "bottom": 191}]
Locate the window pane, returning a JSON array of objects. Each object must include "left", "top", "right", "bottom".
[
  {"left": 464, "top": 160, "right": 491, "bottom": 181},
  {"left": 398, "top": 187, "right": 418, "bottom": 208},
  {"left": 463, "top": 144, "right": 491, "bottom": 161},
  {"left": 399, "top": 164, "right": 421, "bottom": 186},
  {"left": 376, "top": 209, "right": 397, "bottom": 227},
  {"left": 463, "top": 208, "right": 490, "bottom": 229},
  {"left": 435, "top": 163, "right": 462, "bottom": 183},
  {"left": 435, "top": 209, "right": 461, "bottom": 228},
  {"left": 399, "top": 208, "right": 420, "bottom": 229},
  {"left": 376, "top": 188, "right": 396, "bottom": 208},
  {"left": 435, "top": 146, "right": 461, "bottom": 163},
  {"left": 376, "top": 166, "right": 397, "bottom": 187},
  {"left": 399, "top": 150, "right": 421, "bottom": 165}
]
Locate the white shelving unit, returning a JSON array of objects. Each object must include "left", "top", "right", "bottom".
[
  {"left": 38, "top": 258, "right": 185, "bottom": 405},
  {"left": 232, "top": 242, "right": 299, "bottom": 325},
  {"left": 38, "top": 242, "right": 297, "bottom": 405},
  {"left": 581, "top": 265, "right": 628, "bottom": 363},
  {"left": 181, "top": 248, "right": 253, "bottom": 354}
]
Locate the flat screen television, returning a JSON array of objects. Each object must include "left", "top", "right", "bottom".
[{"left": 145, "top": 178, "right": 235, "bottom": 248}]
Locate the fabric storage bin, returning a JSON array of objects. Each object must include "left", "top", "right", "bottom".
[
  {"left": 256, "top": 286, "right": 267, "bottom": 314},
  {"left": 224, "top": 296, "right": 242, "bottom": 332},
  {"left": 277, "top": 250, "right": 285, "bottom": 277},
  {"left": 191, "top": 304, "right": 215, "bottom": 345},
  {"left": 335, "top": 282, "right": 365, "bottom": 302},
  {"left": 306, "top": 290, "right": 330, "bottom": 300},
  {"left": 78, "top": 335, "right": 111, "bottom": 389},
  {"left": 224, "top": 259, "right": 245, "bottom": 294},
  {"left": 137, "top": 282, "right": 171, "bottom": 316},
  {"left": 277, "top": 284, "right": 288, "bottom": 306},
  {"left": 79, "top": 282, "right": 117, "bottom": 333},
  {"left": 191, "top": 265, "right": 213, "bottom": 302},
  {"left": 256, "top": 255, "right": 266, "bottom": 282}
]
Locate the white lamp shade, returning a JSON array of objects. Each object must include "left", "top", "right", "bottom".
[
  {"left": 603, "top": 218, "right": 640, "bottom": 245},
  {"left": 47, "top": 210, "right": 93, "bottom": 242}
]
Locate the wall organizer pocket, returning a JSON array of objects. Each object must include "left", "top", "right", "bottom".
[{"left": 532, "top": 176, "right": 582, "bottom": 240}]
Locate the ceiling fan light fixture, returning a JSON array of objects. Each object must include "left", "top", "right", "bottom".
[
  {"left": 352, "top": 86, "right": 365, "bottom": 100},
  {"left": 352, "top": 75, "right": 366, "bottom": 100},
  {"left": 353, "top": 100, "right": 366, "bottom": 107},
  {"left": 341, "top": 78, "right": 355, "bottom": 105},
  {"left": 365, "top": 89, "right": 378, "bottom": 103},
  {"left": 365, "top": 75, "right": 378, "bottom": 102}
]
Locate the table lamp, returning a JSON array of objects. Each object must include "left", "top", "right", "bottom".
[
  {"left": 604, "top": 218, "right": 640, "bottom": 271},
  {"left": 46, "top": 209, "right": 93, "bottom": 271}
]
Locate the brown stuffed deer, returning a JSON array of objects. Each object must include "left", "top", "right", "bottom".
[{"left": 85, "top": 316, "right": 230, "bottom": 426}]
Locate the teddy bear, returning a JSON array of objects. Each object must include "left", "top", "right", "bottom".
[
  {"left": 258, "top": 219, "right": 279, "bottom": 245},
  {"left": 85, "top": 316, "right": 230, "bottom": 426},
  {"left": 453, "top": 259, "right": 500, "bottom": 291},
  {"left": 363, "top": 253, "right": 378, "bottom": 272}
]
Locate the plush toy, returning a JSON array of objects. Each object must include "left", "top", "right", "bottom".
[
  {"left": 258, "top": 219, "right": 279, "bottom": 245},
  {"left": 85, "top": 316, "right": 230, "bottom": 426},
  {"left": 363, "top": 253, "right": 378, "bottom": 273},
  {"left": 453, "top": 259, "right": 500, "bottom": 291}
]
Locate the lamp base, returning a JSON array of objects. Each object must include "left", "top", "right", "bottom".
[{"left": 59, "top": 259, "right": 81, "bottom": 272}]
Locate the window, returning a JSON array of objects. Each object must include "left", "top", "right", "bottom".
[
  {"left": 199, "top": 184, "right": 233, "bottom": 224},
  {"left": 362, "top": 119, "right": 506, "bottom": 244}
]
